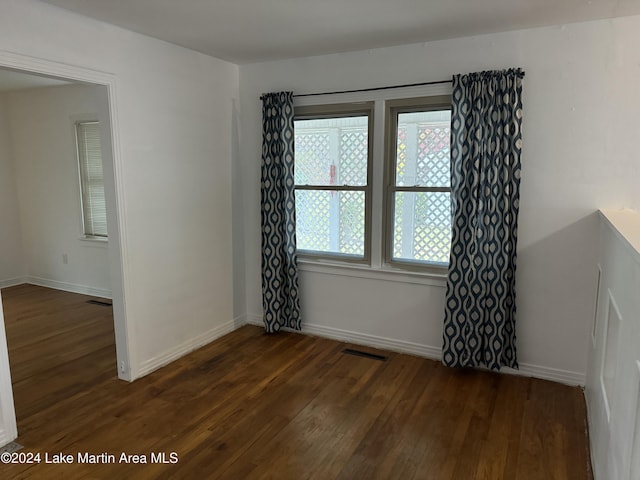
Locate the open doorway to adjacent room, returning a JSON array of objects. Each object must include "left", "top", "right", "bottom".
[{"left": 0, "top": 61, "right": 130, "bottom": 441}]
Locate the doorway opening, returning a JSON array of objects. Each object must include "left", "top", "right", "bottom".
[{"left": 0, "top": 54, "right": 132, "bottom": 445}]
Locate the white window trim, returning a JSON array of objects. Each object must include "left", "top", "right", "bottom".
[
  {"left": 294, "top": 102, "right": 374, "bottom": 264},
  {"left": 78, "top": 235, "right": 108, "bottom": 245},
  {"left": 294, "top": 82, "right": 453, "bottom": 278},
  {"left": 298, "top": 258, "right": 447, "bottom": 287},
  {"left": 383, "top": 96, "right": 452, "bottom": 274}
]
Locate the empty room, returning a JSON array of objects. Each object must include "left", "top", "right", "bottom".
[{"left": 0, "top": 0, "right": 639, "bottom": 479}]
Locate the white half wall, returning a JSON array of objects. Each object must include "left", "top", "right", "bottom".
[
  {"left": 4, "top": 84, "right": 111, "bottom": 296},
  {"left": 0, "top": 0, "right": 239, "bottom": 379},
  {"left": 238, "top": 16, "right": 640, "bottom": 383},
  {"left": 0, "top": 94, "right": 25, "bottom": 285},
  {"left": 587, "top": 210, "right": 640, "bottom": 480}
]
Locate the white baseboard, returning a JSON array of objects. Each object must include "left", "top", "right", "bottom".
[
  {"left": 245, "top": 314, "right": 442, "bottom": 359},
  {"left": 243, "top": 314, "right": 585, "bottom": 386},
  {"left": 25, "top": 276, "right": 112, "bottom": 299},
  {"left": 232, "top": 314, "right": 249, "bottom": 329},
  {"left": 137, "top": 318, "right": 240, "bottom": 378},
  {"left": 503, "top": 364, "right": 585, "bottom": 386},
  {"left": 0, "top": 277, "right": 26, "bottom": 289}
]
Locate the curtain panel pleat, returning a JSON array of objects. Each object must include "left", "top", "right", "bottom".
[
  {"left": 442, "top": 69, "right": 524, "bottom": 370},
  {"left": 260, "top": 92, "right": 302, "bottom": 333}
]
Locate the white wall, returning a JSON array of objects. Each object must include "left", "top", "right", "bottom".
[
  {"left": 0, "top": 0, "right": 239, "bottom": 379},
  {"left": 0, "top": 94, "right": 25, "bottom": 286},
  {"left": 587, "top": 210, "right": 640, "bottom": 480},
  {"left": 3, "top": 84, "right": 111, "bottom": 296},
  {"left": 238, "top": 16, "right": 640, "bottom": 383}
]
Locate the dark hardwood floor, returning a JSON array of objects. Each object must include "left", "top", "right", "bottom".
[
  {"left": 0, "top": 284, "right": 592, "bottom": 479},
  {"left": 3, "top": 284, "right": 116, "bottom": 423}
]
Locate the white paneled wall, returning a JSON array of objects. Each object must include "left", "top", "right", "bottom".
[{"left": 586, "top": 210, "right": 640, "bottom": 480}]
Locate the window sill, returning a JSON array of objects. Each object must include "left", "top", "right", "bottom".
[
  {"left": 298, "top": 259, "right": 447, "bottom": 287},
  {"left": 79, "top": 236, "right": 108, "bottom": 245}
]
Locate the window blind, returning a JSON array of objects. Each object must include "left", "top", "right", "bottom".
[{"left": 76, "top": 121, "right": 107, "bottom": 237}]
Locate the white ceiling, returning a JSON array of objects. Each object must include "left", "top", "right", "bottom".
[
  {"left": 40, "top": 0, "right": 640, "bottom": 64},
  {"left": 0, "top": 69, "right": 73, "bottom": 93}
]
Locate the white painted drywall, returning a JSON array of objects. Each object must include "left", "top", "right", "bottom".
[
  {"left": 587, "top": 210, "right": 640, "bottom": 480},
  {"left": 238, "top": 16, "right": 640, "bottom": 382},
  {"left": 0, "top": 94, "right": 25, "bottom": 286},
  {"left": 0, "top": 0, "right": 239, "bottom": 378},
  {"left": 4, "top": 84, "right": 111, "bottom": 296}
]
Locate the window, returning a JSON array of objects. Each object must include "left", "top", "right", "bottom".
[
  {"left": 294, "top": 103, "right": 373, "bottom": 262},
  {"left": 294, "top": 94, "right": 451, "bottom": 272},
  {"left": 75, "top": 120, "right": 107, "bottom": 238},
  {"left": 385, "top": 97, "right": 452, "bottom": 267}
]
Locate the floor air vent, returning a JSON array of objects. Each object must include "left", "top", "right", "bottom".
[
  {"left": 342, "top": 348, "right": 387, "bottom": 361},
  {"left": 87, "top": 299, "right": 112, "bottom": 307},
  {"left": 0, "top": 441, "right": 23, "bottom": 453}
]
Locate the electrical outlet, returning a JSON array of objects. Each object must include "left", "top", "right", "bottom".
[
  {"left": 119, "top": 361, "right": 125, "bottom": 373},
  {"left": 62, "top": 254, "right": 68, "bottom": 265}
]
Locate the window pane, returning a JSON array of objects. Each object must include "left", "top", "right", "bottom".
[
  {"left": 76, "top": 121, "right": 107, "bottom": 237},
  {"left": 393, "top": 192, "right": 451, "bottom": 264},
  {"left": 296, "top": 190, "right": 365, "bottom": 257},
  {"left": 395, "top": 110, "right": 450, "bottom": 187},
  {"left": 294, "top": 116, "right": 368, "bottom": 186}
]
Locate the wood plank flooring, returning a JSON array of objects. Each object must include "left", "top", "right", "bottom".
[
  {"left": 2, "top": 284, "right": 116, "bottom": 423},
  {"left": 0, "top": 284, "right": 592, "bottom": 479}
]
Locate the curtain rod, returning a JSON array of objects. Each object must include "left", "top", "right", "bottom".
[{"left": 292, "top": 79, "right": 452, "bottom": 98}]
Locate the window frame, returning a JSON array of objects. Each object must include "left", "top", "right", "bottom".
[
  {"left": 383, "top": 95, "right": 452, "bottom": 272},
  {"left": 74, "top": 119, "right": 108, "bottom": 240},
  {"left": 294, "top": 102, "right": 374, "bottom": 265}
]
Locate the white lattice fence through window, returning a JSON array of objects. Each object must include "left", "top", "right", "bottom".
[
  {"left": 394, "top": 116, "right": 451, "bottom": 264},
  {"left": 295, "top": 190, "right": 331, "bottom": 252},
  {"left": 338, "top": 191, "right": 365, "bottom": 256},
  {"left": 338, "top": 129, "right": 367, "bottom": 185},
  {"left": 413, "top": 192, "right": 451, "bottom": 263},
  {"left": 294, "top": 116, "right": 368, "bottom": 256},
  {"left": 416, "top": 126, "right": 449, "bottom": 186},
  {"left": 295, "top": 131, "right": 330, "bottom": 185}
]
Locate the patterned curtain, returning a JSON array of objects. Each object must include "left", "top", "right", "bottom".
[
  {"left": 442, "top": 69, "right": 524, "bottom": 370},
  {"left": 261, "top": 92, "right": 302, "bottom": 333}
]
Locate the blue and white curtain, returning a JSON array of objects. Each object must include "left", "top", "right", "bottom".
[
  {"left": 442, "top": 69, "right": 524, "bottom": 370},
  {"left": 260, "top": 92, "right": 302, "bottom": 333}
]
